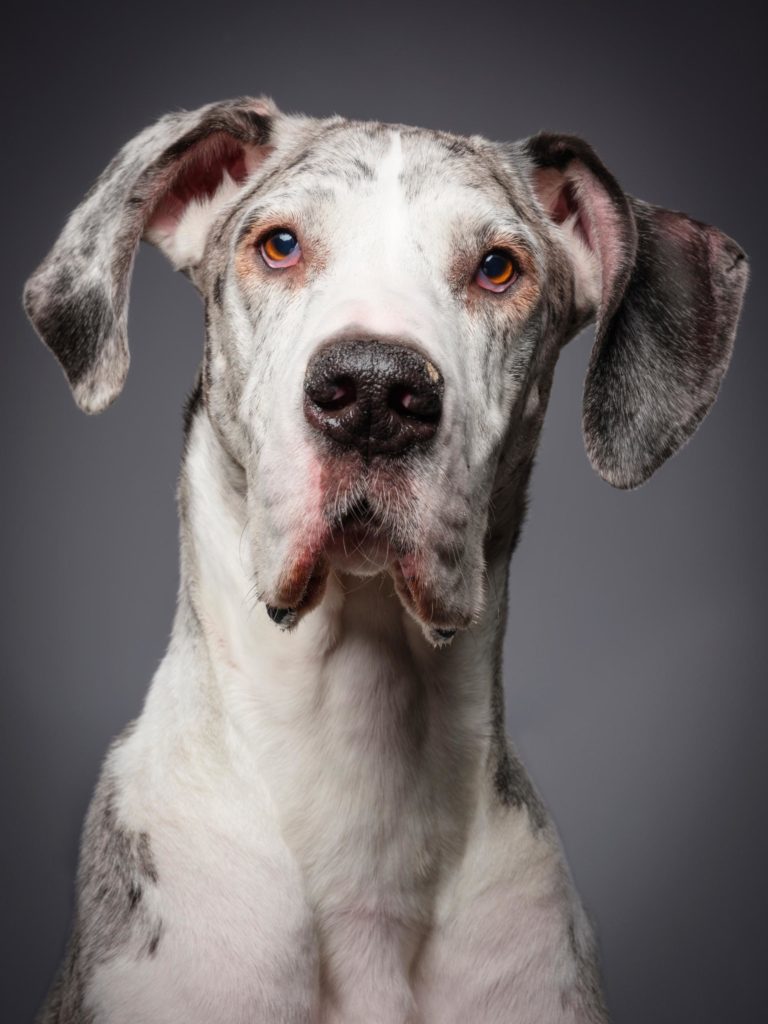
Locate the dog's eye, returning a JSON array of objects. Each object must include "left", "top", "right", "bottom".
[
  {"left": 476, "top": 250, "right": 518, "bottom": 292},
  {"left": 260, "top": 229, "right": 302, "bottom": 268}
]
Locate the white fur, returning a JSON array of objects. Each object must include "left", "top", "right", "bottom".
[
  {"left": 79, "top": 411, "right": 595, "bottom": 1023},
  {"left": 71, "top": 126, "right": 601, "bottom": 1022},
  {"left": 146, "top": 171, "right": 243, "bottom": 270}
]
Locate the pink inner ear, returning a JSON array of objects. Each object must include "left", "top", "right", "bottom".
[
  {"left": 147, "top": 132, "right": 250, "bottom": 234},
  {"left": 550, "top": 178, "right": 592, "bottom": 250},
  {"left": 534, "top": 166, "right": 595, "bottom": 251},
  {"left": 533, "top": 163, "right": 629, "bottom": 320}
]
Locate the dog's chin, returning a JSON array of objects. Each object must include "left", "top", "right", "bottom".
[
  {"left": 261, "top": 470, "right": 481, "bottom": 644},
  {"left": 326, "top": 543, "right": 391, "bottom": 578},
  {"left": 323, "top": 514, "right": 395, "bottom": 577},
  {"left": 264, "top": 529, "right": 475, "bottom": 648}
]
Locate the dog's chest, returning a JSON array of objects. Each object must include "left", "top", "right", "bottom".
[
  {"left": 238, "top": 632, "right": 490, "bottom": 1009},
  {"left": 95, "top": 743, "right": 582, "bottom": 1024},
  {"left": 84, "top": 634, "right": 591, "bottom": 1024},
  {"left": 93, "top": 631, "right": 497, "bottom": 1022}
]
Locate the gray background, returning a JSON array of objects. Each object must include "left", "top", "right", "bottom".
[{"left": 2, "top": 1, "right": 766, "bottom": 1020}]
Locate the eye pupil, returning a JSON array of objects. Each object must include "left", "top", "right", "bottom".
[
  {"left": 270, "top": 230, "right": 297, "bottom": 257},
  {"left": 482, "top": 252, "right": 513, "bottom": 283},
  {"left": 475, "top": 249, "right": 518, "bottom": 292}
]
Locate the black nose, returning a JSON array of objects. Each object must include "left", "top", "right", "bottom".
[{"left": 303, "top": 339, "right": 443, "bottom": 458}]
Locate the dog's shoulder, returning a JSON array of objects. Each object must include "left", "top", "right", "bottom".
[{"left": 37, "top": 725, "right": 163, "bottom": 1021}]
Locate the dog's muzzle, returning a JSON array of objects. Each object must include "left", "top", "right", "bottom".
[{"left": 303, "top": 339, "right": 443, "bottom": 458}]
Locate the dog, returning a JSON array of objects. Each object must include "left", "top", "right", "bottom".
[{"left": 24, "top": 97, "right": 748, "bottom": 1023}]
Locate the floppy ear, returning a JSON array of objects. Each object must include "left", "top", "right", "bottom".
[
  {"left": 525, "top": 133, "right": 748, "bottom": 489},
  {"left": 24, "top": 97, "right": 277, "bottom": 414}
]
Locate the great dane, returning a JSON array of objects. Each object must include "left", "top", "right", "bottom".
[{"left": 24, "top": 97, "right": 747, "bottom": 1023}]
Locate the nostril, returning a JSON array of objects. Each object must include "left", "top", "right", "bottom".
[
  {"left": 308, "top": 375, "right": 357, "bottom": 412},
  {"left": 303, "top": 338, "right": 444, "bottom": 457},
  {"left": 388, "top": 383, "right": 441, "bottom": 422}
]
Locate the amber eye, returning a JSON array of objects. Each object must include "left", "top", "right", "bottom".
[
  {"left": 476, "top": 250, "right": 518, "bottom": 292},
  {"left": 260, "top": 229, "right": 302, "bottom": 268}
]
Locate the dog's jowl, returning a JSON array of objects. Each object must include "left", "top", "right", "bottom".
[{"left": 25, "top": 98, "right": 748, "bottom": 1023}]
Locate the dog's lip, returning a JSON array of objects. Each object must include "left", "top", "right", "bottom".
[
  {"left": 391, "top": 556, "right": 473, "bottom": 634},
  {"left": 269, "top": 555, "right": 329, "bottom": 623},
  {"left": 267, "top": 534, "right": 471, "bottom": 646},
  {"left": 267, "top": 488, "right": 472, "bottom": 638},
  {"left": 266, "top": 499, "right": 390, "bottom": 614}
]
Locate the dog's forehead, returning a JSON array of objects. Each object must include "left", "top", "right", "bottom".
[{"left": 264, "top": 117, "right": 532, "bottom": 215}]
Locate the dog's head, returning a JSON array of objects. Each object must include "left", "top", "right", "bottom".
[{"left": 24, "top": 98, "right": 748, "bottom": 644}]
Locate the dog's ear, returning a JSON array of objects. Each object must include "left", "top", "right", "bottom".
[
  {"left": 24, "top": 97, "right": 278, "bottom": 414},
  {"left": 525, "top": 133, "right": 748, "bottom": 488}
]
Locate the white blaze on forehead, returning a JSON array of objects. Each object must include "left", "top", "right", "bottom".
[
  {"left": 300, "top": 131, "right": 451, "bottom": 356},
  {"left": 378, "top": 131, "right": 406, "bottom": 261}
]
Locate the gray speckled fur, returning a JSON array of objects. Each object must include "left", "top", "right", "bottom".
[
  {"left": 523, "top": 131, "right": 748, "bottom": 489},
  {"left": 583, "top": 197, "right": 747, "bottom": 487},
  {"left": 36, "top": 731, "right": 161, "bottom": 1024},
  {"left": 24, "top": 98, "right": 748, "bottom": 1021},
  {"left": 23, "top": 99, "right": 273, "bottom": 414}
]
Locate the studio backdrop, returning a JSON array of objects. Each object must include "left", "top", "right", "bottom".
[{"left": 1, "top": 1, "right": 765, "bottom": 1021}]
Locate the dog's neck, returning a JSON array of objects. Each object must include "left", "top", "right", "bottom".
[
  {"left": 161, "top": 410, "right": 519, "bottom": 795},
  {"left": 139, "top": 409, "right": 527, "bottom": 996}
]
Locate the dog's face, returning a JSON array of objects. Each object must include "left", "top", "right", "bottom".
[
  {"left": 24, "top": 98, "right": 748, "bottom": 644},
  {"left": 181, "top": 114, "right": 576, "bottom": 638}
]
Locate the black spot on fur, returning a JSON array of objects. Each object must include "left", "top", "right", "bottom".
[
  {"left": 525, "top": 132, "right": 629, "bottom": 220},
  {"left": 439, "top": 135, "right": 482, "bottom": 159},
  {"left": 350, "top": 157, "right": 375, "bottom": 181},
  {"left": 493, "top": 745, "right": 547, "bottom": 830},
  {"left": 561, "top": 917, "right": 610, "bottom": 1020},
  {"left": 213, "top": 273, "right": 224, "bottom": 307},
  {"left": 27, "top": 281, "right": 114, "bottom": 386},
  {"left": 35, "top": 926, "right": 93, "bottom": 1024},
  {"left": 136, "top": 832, "right": 158, "bottom": 884},
  {"left": 147, "top": 925, "right": 162, "bottom": 957},
  {"left": 487, "top": 543, "right": 548, "bottom": 831},
  {"left": 158, "top": 103, "right": 271, "bottom": 166},
  {"left": 35, "top": 740, "right": 163, "bottom": 1019},
  {"left": 182, "top": 373, "right": 204, "bottom": 446}
]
